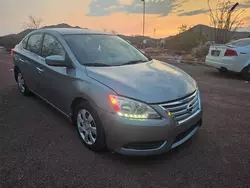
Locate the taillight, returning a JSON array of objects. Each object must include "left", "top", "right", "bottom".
[
  {"left": 10, "top": 49, "right": 14, "bottom": 57},
  {"left": 224, "top": 49, "right": 238, "bottom": 56}
]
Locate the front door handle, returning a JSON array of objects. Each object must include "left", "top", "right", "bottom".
[
  {"left": 36, "top": 67, "right": 44, "bottom": 74},
  {"left": 20, "top": 58, "right": 25, "bottom": 63}
]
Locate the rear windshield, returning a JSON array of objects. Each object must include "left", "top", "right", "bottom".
[
  {"left": 64, "top": 34, "right": 149, "bottom": 66},
  {"left": 227, "top": 39, "right": 250, "bottom": 47}
]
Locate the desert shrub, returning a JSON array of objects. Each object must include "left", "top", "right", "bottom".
[{"left": 193, "top": 45, "right": 209, "bottom": 58}]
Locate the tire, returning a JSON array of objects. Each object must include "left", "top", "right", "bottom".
[
  {"left": 73, "top": 101, "right": 106, "bottom": 151},
  {"left": 241, "top": 65, "right": 250, "bottom": 81},
  {"left": 217, "top": 68, "right": 227, "bottom": 73},
  {"left": 15, "top": 69, "right": 31, "bottom": 96}
]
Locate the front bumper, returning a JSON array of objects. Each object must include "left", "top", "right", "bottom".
[{"left": 98, "top": 107, "right": 202, "bottom": 156}]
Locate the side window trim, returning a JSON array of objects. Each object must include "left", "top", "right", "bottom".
[{"left": 41, "top": 33, "right": 66, "bottom": 58}]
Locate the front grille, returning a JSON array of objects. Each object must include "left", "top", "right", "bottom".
[{"left": 159, "top": 90, "right": 200, "bottom": 124}]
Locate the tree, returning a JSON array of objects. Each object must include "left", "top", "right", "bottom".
[
  {"left": 207, "top": 0, "right": 245, "bottom": 43},
  {"left": 111, "top": 30, "right": 117, "bottom": 35},
  {"left": 178, "top": 24, "right": 188, "bottom": 33},
  {"left": 22, "top": 15, "right": 43, "bottom": 29}
]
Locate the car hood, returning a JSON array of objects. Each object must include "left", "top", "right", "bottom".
[{"left": 86, "top": 60, "right": 197, "bottom": 103}]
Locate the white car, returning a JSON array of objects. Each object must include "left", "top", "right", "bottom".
[{"left": 205, "top": 38, "right": 250, "bottom": 80}]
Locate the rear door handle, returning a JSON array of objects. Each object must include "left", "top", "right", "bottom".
[{"left": 36, "top": 67, "right": 44, "bottom": 73}]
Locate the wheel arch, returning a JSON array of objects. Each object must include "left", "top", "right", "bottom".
[
  {"left": 70, "top": 97, "right": 87, "bottom": 120},
  {"left": 14, "top": 66, "right": 20, "bottom": 82},
  {"left": 241, "top": 59, "right": 250, "bottom": 72}
]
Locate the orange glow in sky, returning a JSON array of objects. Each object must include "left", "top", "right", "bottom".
[{"left": 0, "top": 0, "right": 249, "bottom": 37}]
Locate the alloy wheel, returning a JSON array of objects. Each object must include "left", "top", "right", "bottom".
[
  {"left": 77, "top": 109, "right": 97, "bottom": 145},
  {"left": 17, "top": 73, "right": 25, "bottom": 93}
]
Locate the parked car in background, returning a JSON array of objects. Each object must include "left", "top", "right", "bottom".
[
  {"left": 205, "top": 38, "right": 250, "bottom": 80},
  {"left": 12, "top": 28, "right": 202, "bottom": 156}
]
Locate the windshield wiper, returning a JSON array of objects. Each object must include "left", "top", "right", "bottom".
[
  {"left": 82, "top": 63, "right": 111, "bottom": 67},
  {"left": 121, "top": 60, "right": 148, "bottom": 65}
]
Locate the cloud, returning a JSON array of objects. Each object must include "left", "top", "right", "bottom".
[
  {"left": 86, "top": 0, "right": 120, "bottom": 16},
  {"left": 178, "top": 9, "right": 210, "bottom": 17},
  {"left": 176, "top": 9, "right": 184, "bottom": 13},
  {"left": 238, "top": 25, "right": 250, "bottom": 32},
  {"left": 86, "top": 0, "right": 189, "bottom": 17},
  {"left": 239, "top": 0, "right": 250, "bottom": 8},
  {"left": 119, "top": 0, "right": 133, "bottom": 5}
]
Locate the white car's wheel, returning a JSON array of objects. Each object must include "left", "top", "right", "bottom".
[
  {"left": 242, "top": 65, "right": 250, "bottom": 81},
  {"left": 217, "top": 68, "right": 228, "bottom": 73}
]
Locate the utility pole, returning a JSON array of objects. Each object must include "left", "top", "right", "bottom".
[{"left": 142, "top": 0, "right": 145, "bottom": 36}]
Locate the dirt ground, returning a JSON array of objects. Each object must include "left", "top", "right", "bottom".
[{"left": 0, "top": 51, "right": 250, "bottom": 188}]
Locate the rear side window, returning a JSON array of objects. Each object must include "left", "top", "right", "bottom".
[
  {"left": 26, "top": 34, "right": 43, "bottom": 55},
  {"left": 42, "top": 34, "right": 65, "bottom": 58},
  {"left": 22, "top": 37, "right": 28, "bottom": 49}
]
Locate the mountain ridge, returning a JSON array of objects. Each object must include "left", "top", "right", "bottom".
[{"left": 1, "top": 23, "right": 250, "bottom": 50}]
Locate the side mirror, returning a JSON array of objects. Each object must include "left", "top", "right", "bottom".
[{"left": 45, "top": 55, "right": 72, "bottom": 68}]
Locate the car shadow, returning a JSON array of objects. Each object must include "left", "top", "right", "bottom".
[
  {"left": 30, "top": 94, "right": 205, "bottom": 164},
  {"left": 205, "top": 70, "right": 244, "bottom": 81},
  {"left": 31, "top": 94, "right": 73, "bottom": 125},
  {"left": 27, "top": 91, "right": 206, "bottom": 165},
  {"left": 96, "top": 132, "right": 201, "bottom": 165}
]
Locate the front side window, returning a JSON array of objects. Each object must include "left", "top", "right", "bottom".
[
  {"left": 42, "top": 34, "right": 65, "bottom": 58},
  {"left": 26, "top": 34, "right": 43, "bottom": 55},
  {"left": 64, "top": 34, "right": 149, "bottom": 66}
]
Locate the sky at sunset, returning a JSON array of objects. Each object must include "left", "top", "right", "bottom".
[{"left": 1, "top": 0, "right": 250, "bottom": 38}]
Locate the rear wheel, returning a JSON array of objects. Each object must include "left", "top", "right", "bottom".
[
  {"left": 73, "top": 101, "right": 106, "bottom": 151},
  {"left": 16, "top": 69, "right": 31, "bottom": 96},
  {"left": 241, "top": 65, "right": 250, "bottom": 81},
  {"left": 217, "top": 68, "right": 228, "bottom": 73}
]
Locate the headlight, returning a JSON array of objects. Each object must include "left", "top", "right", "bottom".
[{"left": 109, "top": 95, "right": 161, "bottom": 119}]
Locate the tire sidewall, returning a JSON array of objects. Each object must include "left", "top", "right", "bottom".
[
  {"left": 217, "top": 68, "right": 227, "bottom": 73},
  {"left": 74, "top": 101, "right": 106, "bottom": 151},
  {"left": 16, "top": 70, "right": 30, "bottom": 96},
  {"left": 242, "top": 65, "right": 250, "bottom": 81}
]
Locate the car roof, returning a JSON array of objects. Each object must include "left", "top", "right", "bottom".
[{"left": 32, "top": 28, "right": 111, "bottom": 35}]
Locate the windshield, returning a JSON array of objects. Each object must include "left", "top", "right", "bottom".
[{"left": 64, "top": 34, "right": 150, "bottom": 66}]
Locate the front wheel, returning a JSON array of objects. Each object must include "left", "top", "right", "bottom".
[
  {"left": 73, "top": 101, "right": 106, "bottom": 151},
  {"left": 242, "top": 65, "right": 250, "bottom": 81}
]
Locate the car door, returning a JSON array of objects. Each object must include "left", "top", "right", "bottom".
[
  {"left": 39, "top": 34, "right": 74, "bottom": 113},
  {"left": 20, "top": 33, "right": 44, "bottom": 93}
]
